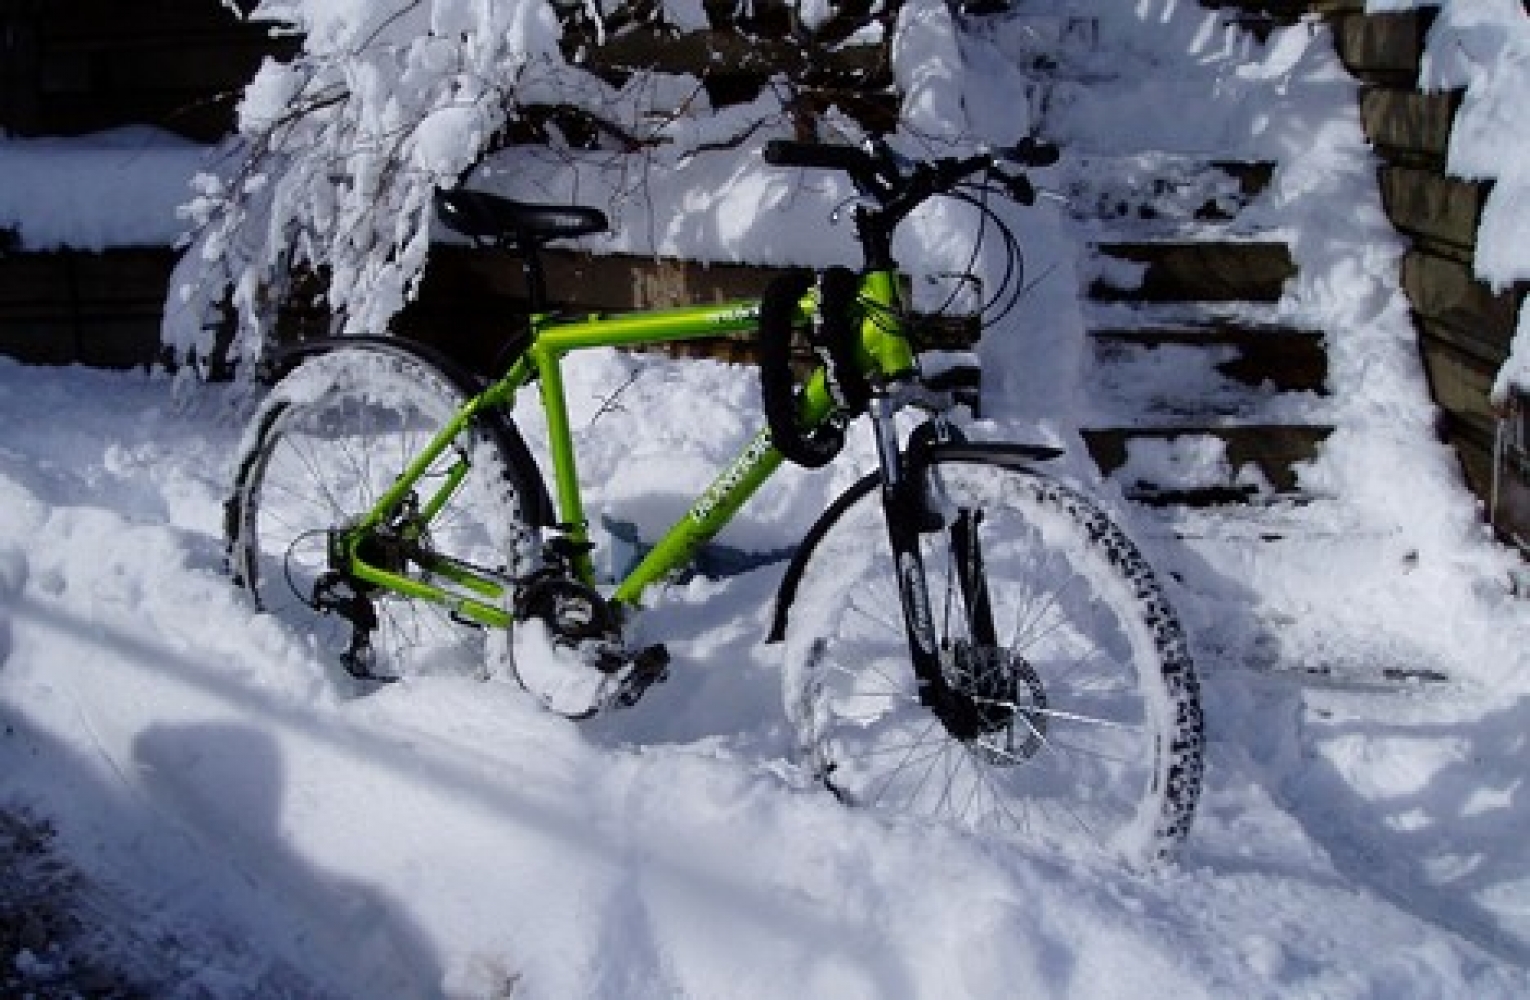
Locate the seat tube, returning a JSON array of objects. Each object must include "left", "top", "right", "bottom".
[{"left": 532, "top": 343, "right": 594, "bottom": 581}]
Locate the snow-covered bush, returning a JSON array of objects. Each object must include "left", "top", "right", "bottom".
[
  {"left": 167, "top": 0, "right": 615, "bottom": 362},
  {"left": 165, "top": 0, "right": 952, "bottom": 368}
]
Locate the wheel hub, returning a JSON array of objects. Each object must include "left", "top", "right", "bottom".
[{"left": 938, "top": 642, "right": 1048, "bottom": 763}]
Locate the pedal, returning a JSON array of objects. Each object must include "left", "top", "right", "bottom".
[{"left": 614, "top": 644, "right": 670, "bottom": 709}]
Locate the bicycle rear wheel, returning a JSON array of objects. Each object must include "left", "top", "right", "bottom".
[
  {"left": 227, "top": 343, "right": 539, "bottom": 682},
  {"left": 781, "top": 453, "right": 1203, "bottom": 866}
]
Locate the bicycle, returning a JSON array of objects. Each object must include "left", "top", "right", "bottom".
[{"left": 225, "top": 139, "right": 1205, "bottom": 866}]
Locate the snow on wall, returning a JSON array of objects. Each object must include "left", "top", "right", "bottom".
[{"left": 0, "top": 128, "right": 212, "bottom": 251}]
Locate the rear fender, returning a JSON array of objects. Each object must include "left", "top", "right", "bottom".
[{"left": 259, "top": 335, "right": 555, "bottom": 528}]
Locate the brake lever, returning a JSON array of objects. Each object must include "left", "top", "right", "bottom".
[{"left": 988, "top": 165, "right": 1036, "bottom": 206}]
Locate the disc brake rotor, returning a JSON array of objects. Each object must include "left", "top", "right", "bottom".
[{"left": 946, "top": 642, "right": 1048, "bottom": 764}]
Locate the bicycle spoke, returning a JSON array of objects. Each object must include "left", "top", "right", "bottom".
[
  {"left": 844, "top": 591, "right": 903, "bottom": 635},
  {"left": 1038, "top": 735, "right": 1139, "bottom": 769},
  {"left": 862, "top": 718, "right": 945, "bottom": 806},
  {"left": 824, "top": 650, "right": 913, "bottom": 704},
  {"left": 279, "top": 438, "right": 353, "bottom": 521},
  {"left": 1024, "top": 703, "right": 1139, "bottom": 733},
  {"left": 899, "top": 730, "right": 953, "bottom": 810},
  {"left": 851, "top": 732, "right": 960, "bottom": 760}
]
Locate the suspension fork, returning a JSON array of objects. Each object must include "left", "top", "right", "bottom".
[
  {"left": 871, "top": 398, "right": 1001, "bottom": 740},
  {"left": 868, "top": 396, "right": 948, "bottom": 699},
  {"left": 950, "top": 509, "right": 998, "bottom": 651}
]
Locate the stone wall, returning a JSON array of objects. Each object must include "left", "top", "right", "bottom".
[
  {"left": 0, "top": 2, "right": 286, "bottom": 370},
  {"left": 1318, "top": 0, "right": 1530, "bottom": 548},
  {"left": 0, "top": 0, "right": 288, "bottom": 141},
  {"left": 0, "top": 248, "right": 177, "bottom": 369}
]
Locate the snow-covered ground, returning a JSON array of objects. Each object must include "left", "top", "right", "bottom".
[{"left": 5, "top": 2, "right": 1530, "bottom": 997}]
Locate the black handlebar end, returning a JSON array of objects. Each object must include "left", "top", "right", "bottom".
[
  {"left": 1004, "top": 172, "right": 1036, "bottom": 206},
  {"left": 1007, "top": 137, "right": 1061, "bottom": 168}
]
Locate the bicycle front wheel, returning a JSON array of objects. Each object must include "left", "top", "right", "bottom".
[
  {"left": 227, "top": 343, "right": 540, "bottom": 682},
  {"left": 781, "top": 454, "right": 1203, "bottom": 866}
]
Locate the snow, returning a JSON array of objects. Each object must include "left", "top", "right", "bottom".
[
  {"left": 0, "top": 127, "right": 214, "bottom": 251},
  {"left": 893, "top": 0, "right": 973, "bottom": 141},
  {"left": 5, "top": 1, "right": 1530, "bottom": 997}
]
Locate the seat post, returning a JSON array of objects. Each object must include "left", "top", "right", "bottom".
[{"left": 516, "top": 237, "right": 551, "bottom": 314}]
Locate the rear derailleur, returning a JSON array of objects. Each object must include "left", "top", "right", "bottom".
[
  {"left": 309, "top": 522, "right": 413, "bottom": 682},
  {"left": 311, "top": 569, "right": 390, "bottom": 682}
]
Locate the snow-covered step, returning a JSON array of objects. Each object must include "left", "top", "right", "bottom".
[
  {"left": 1089, "top": 240, "right": 1297, "bottom": 303},
  {"left": 1087, "top": 348, "right": 1325, "bottom": 422},
  {"left": 1065, "top": 155, "right": 1276, "bottom": 232},
  {"left": 1080, "top": 424, "right": 1333, "bottom": 507},
  {"left": 1131, "top": 495, "right": 1379, "bottom": 543},
  {"left": 1091, "top": 324, "right": 1328, "bottom": 397},
  {"left": 1197, "top": 0, "right": 1313, "bottom": 28},
  {"left": 1193, "top": 1, "right": 1317, "bottom": 42}
]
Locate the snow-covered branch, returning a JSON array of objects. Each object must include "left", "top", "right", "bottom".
[
  {"left": 167, "top": 0, "right": 651, "bottom": 361},
  {"left": 164, "top": 0, "right": 932, "bottom": 367}
]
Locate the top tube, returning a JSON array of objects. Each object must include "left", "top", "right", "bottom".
[{"left": 515, "top": 268, "right": 916, "bottom": 384}]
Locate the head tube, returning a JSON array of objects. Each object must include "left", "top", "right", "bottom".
[{"left": 857, "top": 270, "right": 917, "bottom": 380}]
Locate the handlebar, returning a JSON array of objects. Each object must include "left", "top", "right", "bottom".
[
  {"left": 762, "top": 137, "right": 1059, "bottom": 214},
  {"left": 763, "top": 140, "right": 884, "bottom": 177},
  {"left": 763, "top": 134, "right": 1060, "bottom": 299}
]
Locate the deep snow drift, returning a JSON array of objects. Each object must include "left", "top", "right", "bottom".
[
  {"left": 2, "top": 350, "right": 1528, "bottom": 997},
  {"left": 5, "top": 2, "right": 1530, "bottom": 998}
]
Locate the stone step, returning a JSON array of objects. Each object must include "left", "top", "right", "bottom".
[
  {"left": 1197, "top": 0, "right": 1312, "bottom": 37},
  {"left": 1091, "top": 324, "right": 1328, "bottom": 395},
  {"left": 1066, "top": 156, "right": 1276, "bottom": 230},
  {"left": 1199, "top": 0, "right": 1312, "bottom": 20},
  {"left": 962, "top": 12, "right": 1101, "bottom": 64},
  {"left": 1089, "top": 240, "right": 1297, "bottom": 304},
  {"left": 1132, "top": 498, "right": 1376, "bottom": 543},
  {"left": 1080, "top": 424, "right": 1333, "bottom": 506},
  {"left": 1086, "top": 355, "right": 1324, "bottom": 422}
]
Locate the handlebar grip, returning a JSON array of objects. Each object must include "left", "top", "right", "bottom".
[
  {"left": 763, "top": 140, "right": 878, "bottom": 177},
  {"left": 1006, "top": 137, "right": 1061, "bottom": 167}
]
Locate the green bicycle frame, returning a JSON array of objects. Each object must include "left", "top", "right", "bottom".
[{"left": 342, "top": 267, "right": 916, "bottom": 626}]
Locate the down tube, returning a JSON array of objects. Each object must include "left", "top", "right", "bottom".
[
  {"left": 611, "top": 427, "right": 786, "bottom": 606},
  {"left": 611, "top": 365, "right": 839, "bottom": 605}
]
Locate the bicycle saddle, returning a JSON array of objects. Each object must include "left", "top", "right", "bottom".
[{"left": 434, "top": 188, "right": 609, "bottom": 244}]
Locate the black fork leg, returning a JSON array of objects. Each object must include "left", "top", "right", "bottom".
[
  {"left": 950, "top": 508, "right": 998, "bottom": 651},
  {"left": 868, "top": 398, "right": 940, "bottom": 681},
  {"left": 883, "top": 476, "right": 942, "bottom": 678}
]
